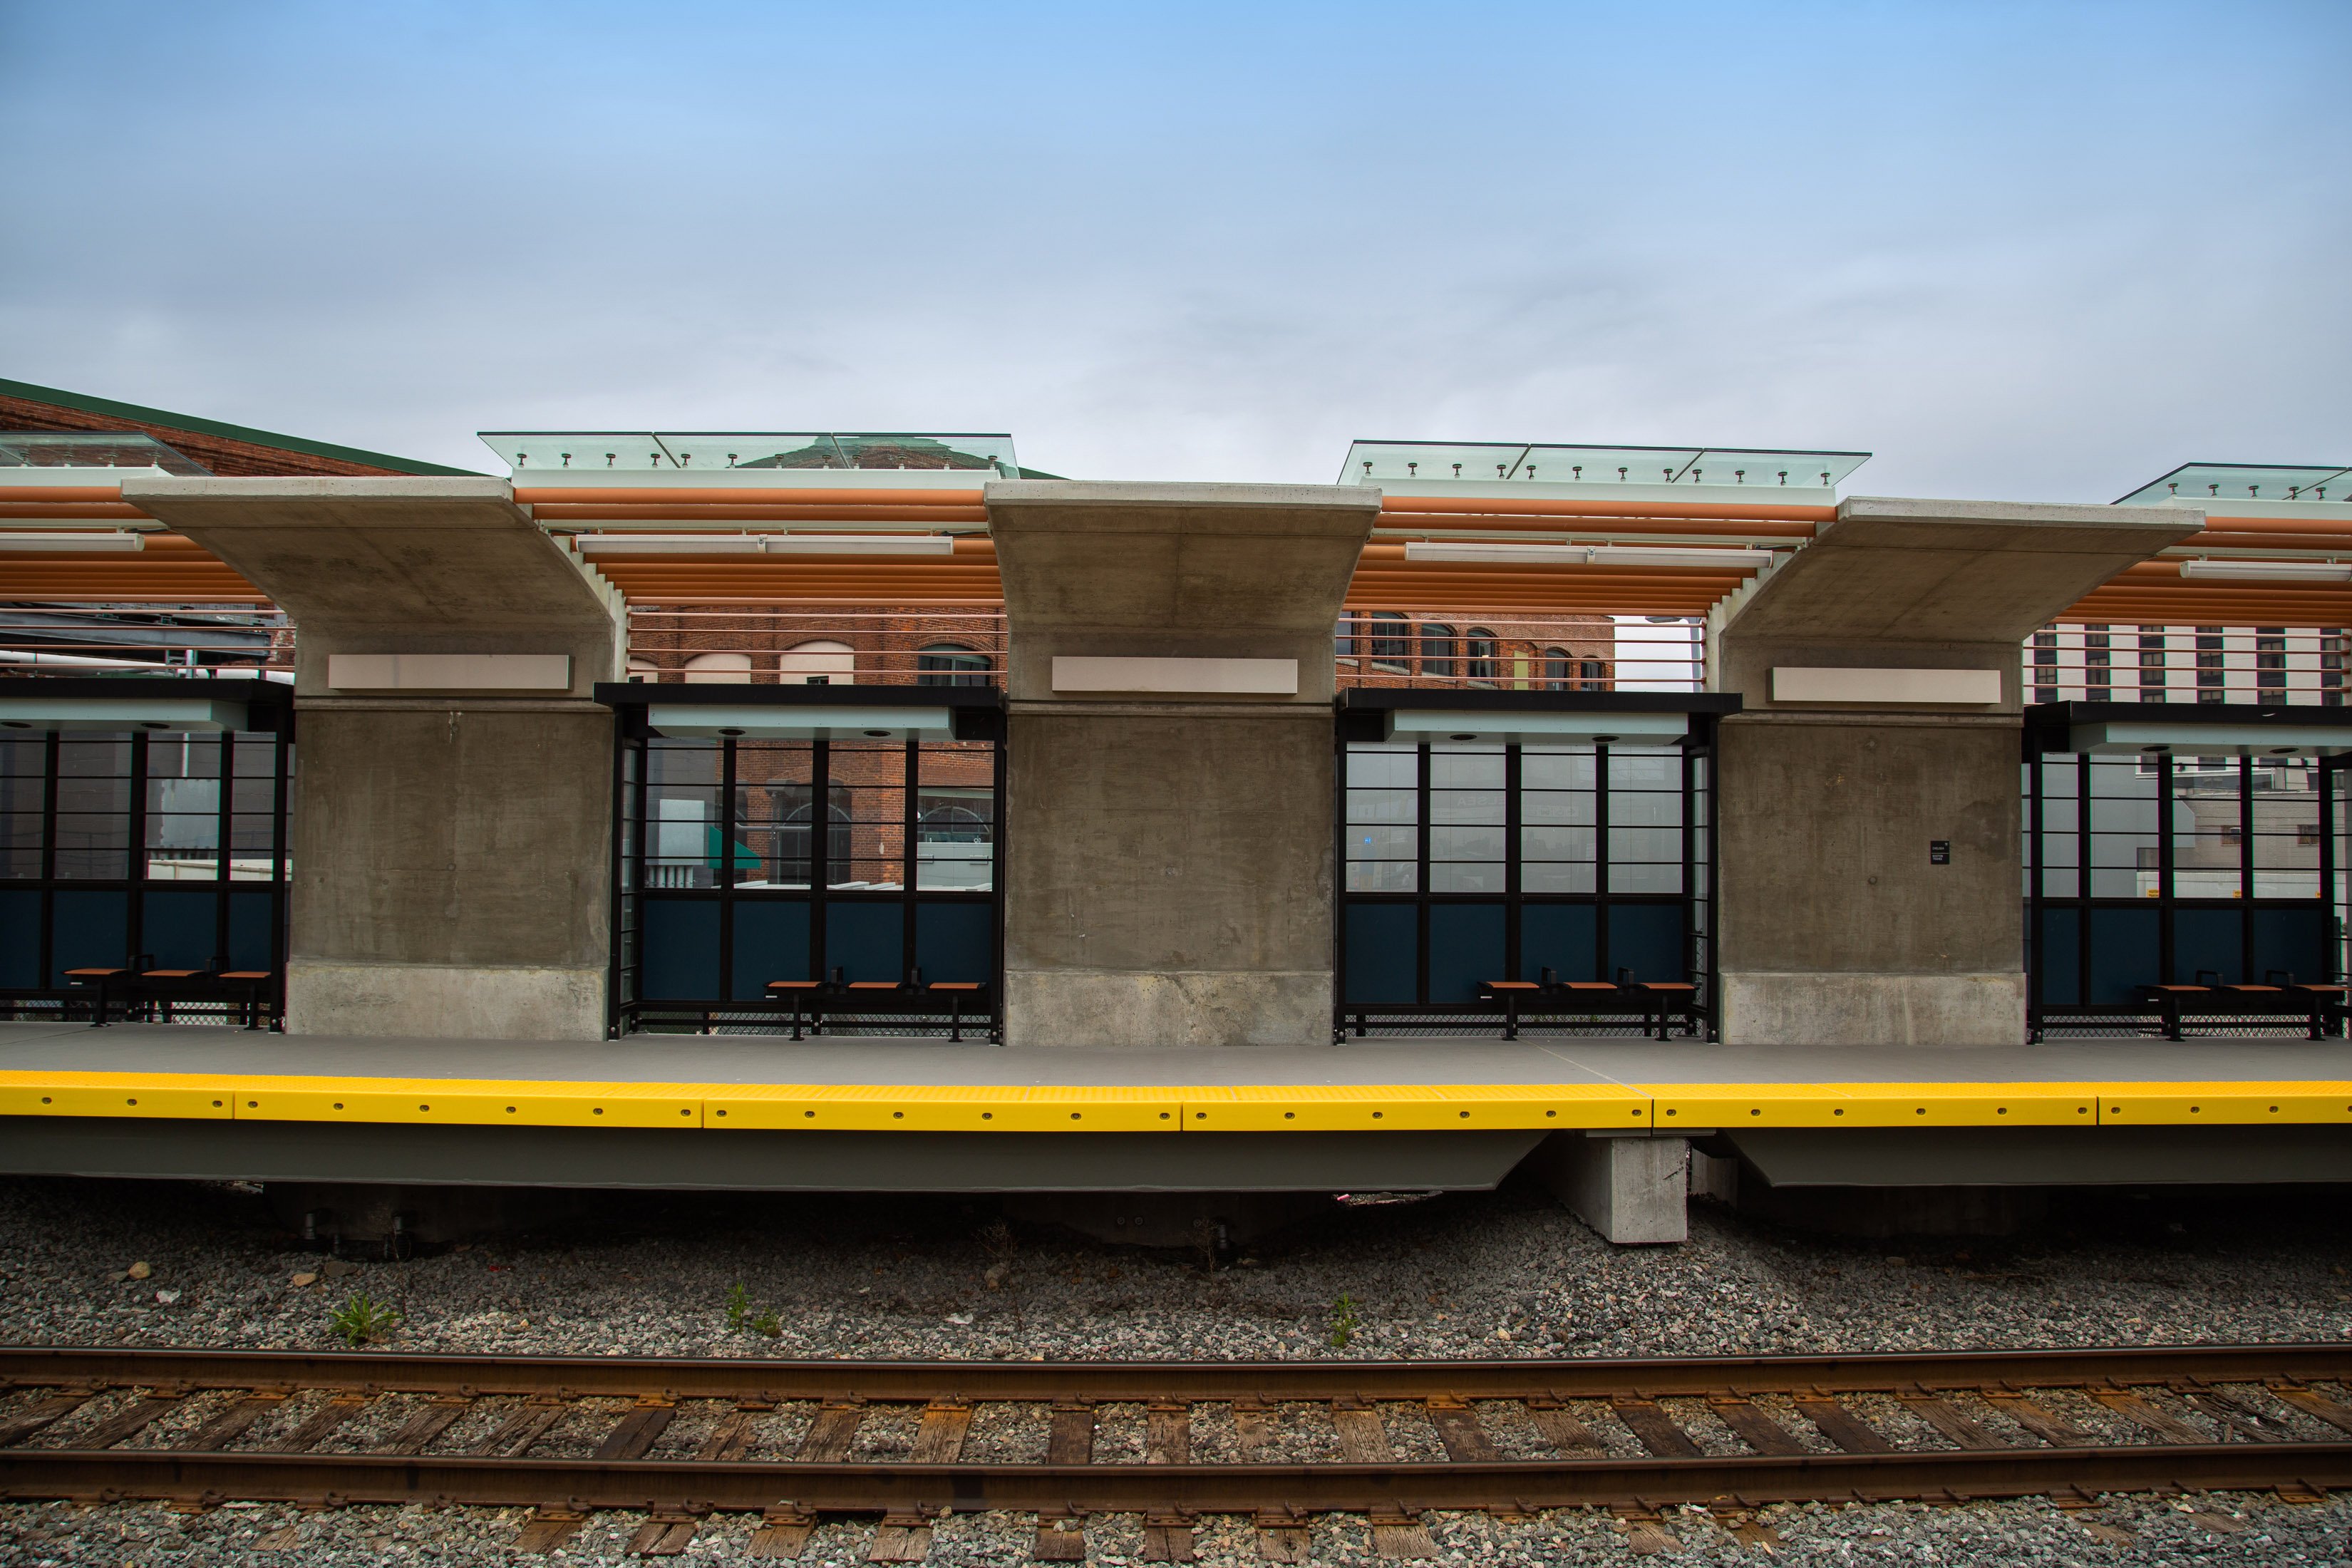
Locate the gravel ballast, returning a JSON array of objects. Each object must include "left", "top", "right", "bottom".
[{"left": 1, "top": 1173, "right": 2348, "bottom": 1564}]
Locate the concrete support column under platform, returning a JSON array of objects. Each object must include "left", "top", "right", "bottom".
[
  {"left": 1708, "top": 497, "right": 2200, "bottom": 1046},
  {"left": 1532, "top": 1132, "right": 1689, "bottom": 1244},
  {"left": 123, "top": 478, "right": 624, "bottom": 1040},
  {"left": 986, "top": 482, "right": 1379, "bottom": 1046}
]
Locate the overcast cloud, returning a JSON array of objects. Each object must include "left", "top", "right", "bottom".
[{"left": 1, "top": 0, "right": 2344, "bottom": 498}]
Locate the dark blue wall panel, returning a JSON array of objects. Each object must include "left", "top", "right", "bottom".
[
  {"left": 2034, "top": 907, "right": 2081, "bottom": 1005},
  {"left": 731, "top": 899, "right": 810, "bottom": 1000},
  {"left": 641, "top": 897, "right": 720, "bottom": 1001},
  {"left": 1343, "top": 902, "right": 1418, "bottom": 1004},
  {"left": 1607, "top": 903, "right": 1685, "bottom": 984},
  {"left": 2251, "top": 904, "right": 2333, "bottom": 985},
  {"left": 2171, "top": 907, "right": 2242, "bottom": 985},
  {"left": 1428, "top": 903, "right": 1505, "bottom": 1004},
  {"left": 140, "top": 889, "right": 217, "bottom": 970},
  {"left": 2085, "top": 904, "right": 2158, "bottom": 1002},
  {"left": 826, "top": 900, "right": 903, "bottom": 983},
  {"left": 0, "top": 889, "right": 38, "bottom": 989},
  {"left": 1520, "top": 902, "right": 1597, "bottom": 983},
  {"left": 915, "top": 902, "right": 993, "bottom": 984},
  {"left": 49, "top": 890, "right": 128, "bottom": 985},
  {"left": 227, "top": 891, "right": 275, "bottom": 973}
]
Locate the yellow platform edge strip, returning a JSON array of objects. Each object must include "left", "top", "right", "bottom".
[{"left": 3, "top": 1071, "right": 2350, "bottom": 1131}]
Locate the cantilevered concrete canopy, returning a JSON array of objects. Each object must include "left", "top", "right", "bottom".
[
  {"left": 115, "top": 477, "right": 624, "bottom": 1042},
  {"left": 1707, "top": 497, "right": 2204, "bottom": 1048},
  {"left": 1713, "top": 497, "right": 2204, "bottom": 704},
  {"left": 118, "top": 477, "right": 619, "bottom": 698},
  {"left": 986, "top": 482, "right": 1379, "bottom": 1048}
]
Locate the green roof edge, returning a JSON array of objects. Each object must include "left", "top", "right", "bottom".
[{"left": 0, "top": 376, "right": 483, "bottom": 477}]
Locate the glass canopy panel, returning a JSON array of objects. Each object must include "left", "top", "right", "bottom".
[
  {"left": 823, "top": 434, "right": 1018, "bottom": 475},
  {"left": 659, "top": 434, "right": 845, "bottom": 470},
  {"left": 1343, "top": 440, "right": 1869, "bottom": 488},
  {"left": 480, "top": 431, "right": 1021, "bottom": 476},
  {"left": 1343, "top": 442, "right": 1527, "bottom": 483},
  {"left": 1519, "top": 445, "right": 1705, "bottom": 485},
  {"left": 0, "top": 431, "right": 210, "bottom": 475},
  {"left": 481, "top": 433, "right": 666, "bottom": 472},
  {"left": 2115, "top": 463, "right": 2352, "bottom": 505}
]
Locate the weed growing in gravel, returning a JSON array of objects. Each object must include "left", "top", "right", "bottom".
[
  {"left": 326, "top": 1291, "right": 401, "bottom": 1346},
  {"left": 1329, "top": 1294, "right": 1361, "bottom": 1348},
  {"left": 724, "top": 1282, "right": 783, "bottom": 1337}
]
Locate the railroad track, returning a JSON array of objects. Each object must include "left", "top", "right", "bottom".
[{"left": 2, "top": 1344, "right": 2349, "bottom": 1559}]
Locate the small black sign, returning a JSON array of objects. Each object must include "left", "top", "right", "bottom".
[{"left": 1929, "top": 840, "right": 1951, "bottom": 865}]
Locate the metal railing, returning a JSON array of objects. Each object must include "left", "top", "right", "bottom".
[
  {"left": 0, "top": 605, "right": 294, "bottom": 678},
  {"left": 2025, "top": 624, "right": 2348, "bottom": 707}
]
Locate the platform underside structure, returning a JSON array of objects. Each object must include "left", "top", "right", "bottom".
[{"left": 7, "top": 1023, "right": 2350, "bottom": 1204}]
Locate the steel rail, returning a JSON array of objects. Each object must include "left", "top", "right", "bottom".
[
  {"left": 7, "top": 1445, "right": 2351, "bottom": 1515},
  {"left": 6, "top": 1343, "right": 2348, "bottom": 1401}
]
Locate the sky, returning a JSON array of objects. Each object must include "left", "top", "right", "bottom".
[{"left": 1, "top": 1, "right": 2346, "bottom": 498}]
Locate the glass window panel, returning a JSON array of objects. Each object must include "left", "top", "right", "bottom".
[
  {"left": 1, "top": 813, "right": 38, "bottom": 878},
  {"left": 1607, "top": 826, "right": 1681, "bottom": 863},
  {"left": 148, "top": 775, "right": 220, "bottom": 816},
  {"left": 54, "top": 775, "right": 128, "bottom": 814},
  {"left": 1608, "top": 791, "right": 1682, "bottom": 827},
  {"left": 54, "top": 815, "right": 128, "bottom": 878},
  {"left": 647, "top": 741, "right": 718, "bottom": 785},
  {"left": 1346, "top": 746, "right": 1417, "bottom": 788},
  {"left": 1520, "top": 825, "right": 1595, "bottom": 862},
  {"left": 145, "top": 736, "right": 222, "bottom": 780},
  {"left": 1612, "top": 863, "right": 1683, "bottom": 894},
  {"left": 1348, "top": 825, "right": 1418, "bottom": 862},
  {"left": 1522, "top": 861, "right": 1596, "bottom": 893},
  {"left": 1606, "top": 751, "right": 1680, "bottom": 790},
  {"left": 1520, "top": 749, "right": 1594, "bottom": 790},
  {"left": 57, "top": 738, "right": 128, "bottom": 776},
  {"left": 1521, "top": 790, "right": 1594, "bottom": 826},
  {"left": 0, "top": 737, "right": 45, "bottom": 777},
  {"left": 1429, "top": 750, "right": 1503, "bottom": 788},
  {"left": 917, "top": 780, "right": 994, "bottom": 890},
  {"left": 1430, "top": 862, "right": 1504, "bottom": 893},
  {"left": 1346, "top": 788, "right": 1417, "bottom": 825},
  {"left": 2252, "top": 862, "right": 2320, "bottom": 898},
  {"left": 229, "top": 777, "right": 277, "bottom": 814},
  {"left": 232, "top": 735, "right": 280, "bottom": 777},
  {"left": 1346, "top": 860, "right": 1417, "bottom": 892},
  {"left": 1429, "top": 825, "right": 1504, "bottom": 862},
  {"left": 1430, "top": 790, "right": 1502, "bottom": 825}
]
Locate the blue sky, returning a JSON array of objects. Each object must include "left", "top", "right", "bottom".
[{"left": 1, "top": 1, "right": 2344, "bottom": 497}]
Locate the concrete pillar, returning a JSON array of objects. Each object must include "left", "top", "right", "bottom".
[
  {"left": 1535, "top": 1133, "right": 1689, "bottom": 1244},
  {"left": 123, "top": 478, "right": 623, "bottom": 1039},
  {"left": 1708, "top": 498, "right": 2199, "bottom": 1045},
  {"left": 986, "top": 482, "right": 1378, "bottom": 1046}
]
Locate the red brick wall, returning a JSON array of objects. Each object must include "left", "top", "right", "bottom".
[{"left": 0, "top": 392, "right": 414, "bottom": 478}]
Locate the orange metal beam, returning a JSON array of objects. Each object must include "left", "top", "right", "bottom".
[
  {"left": 517, "top": 487, "right": 985, "bottom": 507},
  {"left": 542, "top": 505, "right": 988, "bottom": 525}
]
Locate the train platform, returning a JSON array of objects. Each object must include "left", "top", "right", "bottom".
[{"left": 4, "top": 1021, "right": 2350, "bottom": 1133}]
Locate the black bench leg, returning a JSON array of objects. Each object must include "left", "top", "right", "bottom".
[
  {"left": 1502, "top": 996, "right": 1519, "bottom": 1041},
  {"left": 949, "top": 995, "right": 963, "bottom": 1043}
]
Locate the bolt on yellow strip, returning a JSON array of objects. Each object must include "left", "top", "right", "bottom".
[
  {"left": 1817, "top": 1083, "right": 2098, "bottom": 1128},
  {"left": 0, "top": 1071, "right": 234, "bottom": 1120},
  {"left": 231, "top": 1077, "right": 704, "bottom": 1128},
  {"left": 1647, "top": 1083, "right": 1858, "bottom": 1130},
  {"left": 2094, "top": 1081, "right": 2352, "bottom": 1126},
  {"left": 1178, "top": 1083, "right": 1649, "bottom": 1132},
  {"left": 707, "top": 1083, "right": 1183, "bottom": 1133}
]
